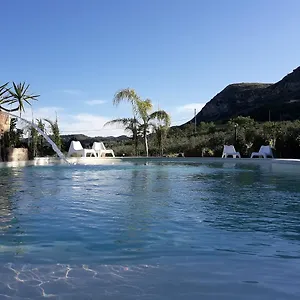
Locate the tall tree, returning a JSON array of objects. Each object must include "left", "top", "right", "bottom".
[
  {"left": 44, "top": 117, "right": 62, "bottom": 151},
  {"left": 149, "top": 110, "right": 171, "bottom": 156},
  {"left": 135, "top": 100, "right": 170, "bottom": 157},
  {"left": 113, "top": 89, "right": 154, "bottom": 156},
  {"left": 3, "top": 118, "right": 23, "bottom": 148},
  {"left": 111, "top": 88, "right": 171, "bottom": 157},
  {"left": 36, "top": 119, "right": 45, "bottom": 156},
  {"left": 113, "top": 88, "right": 142, "bottom": 156},
  {"left": 136, "top": 99, "right": 153, "bottom": 157},
  {"left": 104, "top": 117, "right": 140, "bottom": 155},
  {"left": 29, "top": 126, "right": 38, "bottom": 159},
  {"left": 23, "top": 120, "right": 38, "bottom": 159}
]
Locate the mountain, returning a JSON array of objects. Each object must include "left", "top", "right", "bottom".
[{"left": 189, "top": 66, "right": 300, "bottom": 123}]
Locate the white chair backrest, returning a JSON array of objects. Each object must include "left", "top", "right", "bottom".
[
  {"left": 259, "top": 145, "right": 272, "bottom": 155},
  {"left": 70, "top": 141, "right": 83, "bottom": 151},
  {"left": 100, "top": 142, "right": 106, "bottom": 150},
  {"left": 92, "top": 142, "right": 101, "bottom": 151},
  {"left": 92, "top": 142, "right": 106, "bottom": 151},
  {"left": 223, "top": 145, "right": 236, "bottom": 153}
]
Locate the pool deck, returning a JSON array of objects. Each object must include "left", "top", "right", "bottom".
[{"left": 1, "top": 156, "right": 300, "bottom": 171}]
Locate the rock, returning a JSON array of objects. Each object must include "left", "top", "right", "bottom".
[{"left": 0, "top": 111, "right": 10, "bottom": 134}]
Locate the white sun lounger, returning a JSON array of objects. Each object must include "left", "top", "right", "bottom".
[
  {"left": 221, "top": 145, "right": 241, "bottom": 158},
  {"left": 92, "top": 142, "right": 115, "bottom": 157},
  {"left": 67, "top": 141, "right": 97, "bottom": 157},
  {"left": 250, "top": 145, "right": 274, "bottom": 158}
]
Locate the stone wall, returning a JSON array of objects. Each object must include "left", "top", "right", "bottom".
[{"left": 7, "top": 148, "right": 29, "bottom": 162}]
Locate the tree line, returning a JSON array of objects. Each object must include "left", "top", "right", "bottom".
[
  {"left": 1, "top": 83, "right": 300, "bottom": 159},
  {"left": 104, "top": 116, "right": 300, "bottom": 159},
  {"left": 0, "top": 81, "right": 62, "bottom": 160}
]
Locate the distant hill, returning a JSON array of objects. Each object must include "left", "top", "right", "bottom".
[
  {"left": 60, "top": 134, "right": 130, "bottom": 149},
  {"left": 61, "top": 134, "right": 89, "bottom": 141},
  {"left": 61, "top": 134, "right": 129, "bottom": 142},
  {"left": 187, "top": 66, "right": 300, "bottom": 124}
]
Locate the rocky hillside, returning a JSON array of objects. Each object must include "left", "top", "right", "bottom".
[{"left": 190, "top": 66, "right": 300, "bottom": 123}]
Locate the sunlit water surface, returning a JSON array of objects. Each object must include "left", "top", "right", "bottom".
[{"left": 1, "top": 162, "right": 300, "bottom": 299}]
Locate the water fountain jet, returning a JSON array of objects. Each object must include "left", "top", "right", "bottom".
[{"left": 1, "top": 111, "right": 70, "bottom": 164}]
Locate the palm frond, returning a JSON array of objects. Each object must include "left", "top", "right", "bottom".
[
  {"left": 113, "top": 88, "right": 143, "bottom": 117},
  {"left": 104, "top": 117, "right": 136, "bottom": 127},
  {"left": 0, "top": 82, "right": 12, "bottom": 107},
  {"left": 44, "top": 118, "right": 54, "bottom": 126},
  {"left": 44, "top": 118, "right": 55, "bottom": 133},
  {"left": 7, "top": 82, "right": 40, "bottom": 113},
  {"left": 113, "top": 88, "right": 140, "bottom": 105},
  {"left": 0, "top": 82, "right": 9, "bottom": 98},
  {"left": 149, "top": 110, "right": 171, "bottom": 127},
  {"left": 136, "top": 98, "right": 153, "bottom": 121},
  {"left": 104, "top": 117, "right": 141, "bottom": 135}
]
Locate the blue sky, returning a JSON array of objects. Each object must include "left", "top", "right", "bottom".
[{"left": 1, "top": 0, "right": 300, "bottom": 136}]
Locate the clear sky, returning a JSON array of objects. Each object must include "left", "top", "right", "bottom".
[{"left": 1, "top": 0, "right": 300, "bottom": 136}]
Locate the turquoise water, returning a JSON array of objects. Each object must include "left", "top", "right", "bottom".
[{"left": 1, "top": 162, "right": 300, "bottom": 299}]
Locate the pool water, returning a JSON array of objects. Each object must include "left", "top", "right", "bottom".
[{"left": 1, "top": 162, "right": 300, "bottom": 299}]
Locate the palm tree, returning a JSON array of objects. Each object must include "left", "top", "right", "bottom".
[
  {"left": 0, "top": 82, "right": 39, "bottom": 114},
  {"left": 112, "top": 88, "right": 142, "bottom": 156},
  {"left": 113, "top": 89, "right": 155, "bottom": 156},
  {"left": 149, "top": 110, "right": 171, "bottom": 156},
  {"left": 104, "top": 117, "right": 140, "bottom": 155},
  {"left": 111, "top": 88, "right": 171, "bottom": 157},
  {"left": 0, "top": 82, "right": 39, "bottom": 161},
  {"left": 113, "top": 88, "right": 141, "bottom": 114},
  {"left": 135, "top": 100, "right": 171, "bottom": 157},
  {"left": 136, "top": 99, "right": 153, "bottom": 157}
]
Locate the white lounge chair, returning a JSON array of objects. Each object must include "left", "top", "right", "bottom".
[
  {"left": 222, "top": 145, "right": 241, "bottom": 158},
  {"left": 67, "top": 141, "right": 97, "bottom": 157},
  {"left": 92, "top": 142, "right": 115, "bottom": 157},
  {"left": 250, "top": 145, "right": 274, "bottom": 158}
]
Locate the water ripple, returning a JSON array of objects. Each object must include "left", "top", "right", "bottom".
[{"left": 1, "top": 163, "right": 300, "bottom": 298}]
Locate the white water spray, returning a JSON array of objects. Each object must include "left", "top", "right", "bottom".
[{"left": 4, "top": 112, "right": 69, "bottom": 164}]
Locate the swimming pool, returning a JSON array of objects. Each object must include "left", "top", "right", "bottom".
[{"left": 1, "top": 161, "right": 300, "bottom": 299}]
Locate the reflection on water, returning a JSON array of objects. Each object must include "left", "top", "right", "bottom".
[
  {"left": 186, "top": 166, "right": 300, "bottom": 243},
  {"left": 1, "top": 162, "right": 300, "bottom": 299},
  {"left": 0, "top": 166, "right": 63, "bottom": 257},
  {"left": 0, "top": 168, "right": 22, "bottom": 231}
]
